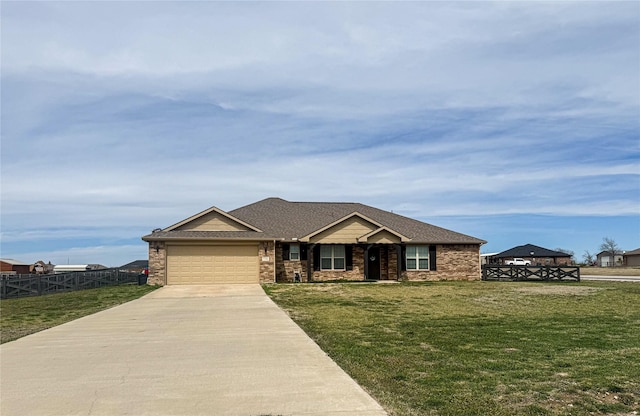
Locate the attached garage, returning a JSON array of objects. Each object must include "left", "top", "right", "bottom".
[{"left": 166, "top": 244, "right": 259, "bottom": 284}]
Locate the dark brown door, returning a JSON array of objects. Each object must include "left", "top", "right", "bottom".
[{"left": 367, "top": 247, "right": 380, "bottom": 280}]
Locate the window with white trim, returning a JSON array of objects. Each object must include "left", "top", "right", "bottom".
[
  {"left": 406, "top": 245, "right": 429, "bottom": 270},
  {"left": 289, "top": 244, "right": 300, "bottom": 261},
  {"left": 320, "top": 245, "right": 345, "bottom": 270}
]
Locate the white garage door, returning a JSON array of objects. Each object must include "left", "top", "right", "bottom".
[{"left": 166, "top": 245, "right": 259, "bottom": 284}]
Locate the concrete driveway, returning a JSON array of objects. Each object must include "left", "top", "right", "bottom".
[{"left": 1, "top": 285, "right": 387, "bottom": 416}]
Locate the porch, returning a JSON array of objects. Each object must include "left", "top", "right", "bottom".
[{"left": 276, "top": 243, "right": 437, "bottom": 283}]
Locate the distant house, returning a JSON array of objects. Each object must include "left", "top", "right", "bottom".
[
  {"left": 623, "top": 249, "right": 640, "bottom": 267},
  {"left": 88, "top": 264, "right": 108, "bottom": 270},
  {"left": 119, "top": 260, "right": 149, "bottom": 273},
  {"left": 596, "top": 251, "right": 624, "bottom": 267},
  {"left": 494, "top": 244, "right": 573, "bottom": 266},
  {"left": 32, "top": 260, "right": 55, "bottom": 274},
  {"left": 0, "top": 259, "right": 31, "bottom": 275},
  {"left": 480, "top": 253, "right": 499, "bottom": 265}
]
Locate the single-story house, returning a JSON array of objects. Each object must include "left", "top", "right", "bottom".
[
  {"left": 623, "top": 248, "right": 640, "bottom": 267},
  {"left": 119, "top": 260, "right": 149, "bottom": 273},
  {"left": 142, "top": 197, "right": 486, "bottom": 285},
  {"left": 493, "top": 244, "right": 573, "bottom": 266},
  {"left": 31, "top": 260, "right": 55, "bottom": 274},
  {"left": 0, "top": 259, "right": 31, "bottom": 275},
  {"left": 596, "top": 250, "right": 624, "bottom": 267},
  {"left": 480, "top": 252, "right": 499, "bottom": 265}
]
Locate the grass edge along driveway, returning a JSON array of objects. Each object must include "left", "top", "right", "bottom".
[
  {"left": 1, "top": 284, "right": 158, "bottom": 344},
  {"left": 264, "top": 281, "right": 640, "bottom": 416}
]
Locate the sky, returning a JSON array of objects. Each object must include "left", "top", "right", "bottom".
[{"left": 1, "top": 1, "right": 639, "bottom": 267}]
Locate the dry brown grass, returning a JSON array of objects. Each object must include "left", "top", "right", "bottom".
[{"left": 581, "top": 267, "right": 640, "bottom": 276}]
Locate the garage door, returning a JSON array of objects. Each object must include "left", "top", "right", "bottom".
[{"left": 166, "top": 245, "right": 259, "bottom": 284}]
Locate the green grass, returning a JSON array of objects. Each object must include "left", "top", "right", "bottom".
[
  {"left": 264, "top": 281, "right": 640, "bottom": 416},
  {"left": 1, "top": 284, "right": 158, "bottom": 343}
]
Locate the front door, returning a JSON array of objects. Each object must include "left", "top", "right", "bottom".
[{"left": 367, "top": 247, "right": 381, "bottom": 280}]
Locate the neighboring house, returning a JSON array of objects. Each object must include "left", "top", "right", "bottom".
[
  {"left": 494, "top": 244, "right": 573, "bottom": 266},
  {"left": 31, "top": 260, "right": 55, "bottom": 274},
  {"left": 623, "top": 248, "right": 640, "bottom": 267},
  {"left": 596, "top": 251, "right": 624, "bottom": 267},
  {"left": 142, "top": 197, "right": 486, "bottom": 285},
  {"left": 480, "top": 253, "right": 499, "bottom": 265},
  {"left": 0, "top": 259, "right": 31, "bottom": 275},
  {"left": 119, "top": 260, "right": 149, "bottom": 273}
]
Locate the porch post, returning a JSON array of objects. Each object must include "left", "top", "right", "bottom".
[
  {"left": 307, "top": 244, "right": 314, "bottom": 282},
  {"left": 396, "top": 244, "right": 402, "bottom": 280},
  {"left": 363, "top": 245, "right": 369, "bottom": 280}
]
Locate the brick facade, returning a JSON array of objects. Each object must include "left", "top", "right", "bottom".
[
  {"left": 400, "top": 244, "right": 480, "bottom": 281},
  {"left": 275, "top": 243, "right": 308, "bottom": 282},
  {"left": 311, "top": 246, "right": 366, "bottom": 282},
  {"left": 147, "top": 241, "right": 481, "bottom": 285}
]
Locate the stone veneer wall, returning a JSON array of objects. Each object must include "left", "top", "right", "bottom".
[
  {"left": 401, "top": 244, "right": 481, "bottom": 281},
  {"left": 147, "top": 241, "right": 166, "bottom": 285},
  {"left": 148, "top": 242, "right": 480, "bottom": 285},
  {"left": 274, "top": 243, "right": 308, "bottom": 282},
  {"left": 259, "top": 241, "right": 276, "bottom": 284}
]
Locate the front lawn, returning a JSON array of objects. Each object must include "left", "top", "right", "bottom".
[
  {"left": 1, "top": 284, "right": 158, "bottom": 343},
  {"left": 264, "top": 281, "right": 640, "bottom": 416}
]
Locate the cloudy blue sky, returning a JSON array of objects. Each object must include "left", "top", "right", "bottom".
[{"left": 1, "top": 1, "right": 639, "bottom": 267}]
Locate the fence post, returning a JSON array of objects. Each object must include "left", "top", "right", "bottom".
[
  {"left": 37, "top": 275, "right": 42, "bottom": 295},
  {"left": 1, "top": 277, "right": 5, "bottom": 298}
]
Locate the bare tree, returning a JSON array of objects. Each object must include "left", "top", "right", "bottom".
[
  {"left": 599, "top": 237, "right": 620, "bottom": 267},
  {"left": 555, "top": 248, "right": 575, "bottom": 264},
  {"left": 582, "top": 250, "right": 595, "bottom": 266}
]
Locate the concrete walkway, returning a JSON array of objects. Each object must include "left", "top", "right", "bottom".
[{"left": 1, "top": 285, "right": 387, "bottom": 416}]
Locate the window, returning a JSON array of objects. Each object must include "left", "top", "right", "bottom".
[
  {"left": 406, "top": 245, "right": 429, "bottom": 270},
  {"left": 289, "top": 244, "right": 300, "bottom": 261},
  {"left": 320, "top": 245, "right": 345, "bottom": 270}
]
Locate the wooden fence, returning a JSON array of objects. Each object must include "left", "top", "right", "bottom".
[
  {"left": 0, "top": 269, "right": 143, "bottom": 299},
  {"left": 482, "top": 265, "right": 580, "bottom": 282}
]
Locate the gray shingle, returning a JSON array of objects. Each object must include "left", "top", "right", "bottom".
[
  {"left": 142, "top": 197, "right": 486, "bottom": 244},
  {"left": 229, "top": 198, "right": 485, "bottom": 244}
]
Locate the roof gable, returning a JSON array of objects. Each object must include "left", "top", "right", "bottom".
[
  {"left": 357, "top": 227, "right": 410, "bottom": 243},
  {"left": 301, "top": 212, "right": 382, "bottom": 243},
  {"left": 163, "top": 206, "right": 261, "bottom": 232}
]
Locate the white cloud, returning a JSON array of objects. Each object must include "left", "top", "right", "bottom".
[{"left": 1, "top": 1, "right": 638, "bottom": 265}]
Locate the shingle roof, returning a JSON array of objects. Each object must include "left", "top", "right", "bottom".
[
  {"left": 119, "top": 260, "right": 149, "bottom": 269},
  {"left": 624, "top": 248, "right": 640, "bottom": 256},
  {"left": 495, "top": 244, "right": 571, "bottom": 258},
  {"left": 230, "top": 198, "right": 484, "bottom": 244},
  {"left": 144, "top": 230, "right": 279, "bottom": 241},
  {"left": 143, "top": 197, "right": 486, "bottom": 245}
]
